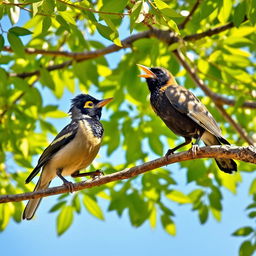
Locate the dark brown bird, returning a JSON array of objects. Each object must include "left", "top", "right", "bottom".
[{"left": 137, "top": 64, "right": 237, "bottom": 174}]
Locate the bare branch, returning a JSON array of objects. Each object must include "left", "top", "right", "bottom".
[
  {"left": 0, "top": 145, "right": 255, "bottom": 204},
  {"left": 184, "top": 21, "right": 234, "bottom": 41},
  {"left": 178, "top": 0, "right": 201, "bottom": 29}
]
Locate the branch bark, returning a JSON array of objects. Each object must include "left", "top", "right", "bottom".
[
  {"left": 178, "top": 0, "right": 201, "bottom": 29},
  {"left": 0, "top": 145, "right": 255, "bottom": 204}
]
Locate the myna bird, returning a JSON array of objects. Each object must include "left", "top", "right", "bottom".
[
  {"left": 23, "top": 94, "right": 113, "bottom": 220},
  {"left": 137, "top": 64, "right": 237, "bottom": 174}
]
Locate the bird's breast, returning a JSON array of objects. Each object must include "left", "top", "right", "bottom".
[
  {"left": 43, "top": 119, "right": 103, "bottom": 178},
  {"left": 150, "top": 91, "right": 203, "bottom": 137}
]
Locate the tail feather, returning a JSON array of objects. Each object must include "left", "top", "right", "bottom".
[
  {"left": 201, "top": 131, "right": 237, "bottom": 174},
  {"left": 22, "top": 178, "right": 51, "bottom": 220}
]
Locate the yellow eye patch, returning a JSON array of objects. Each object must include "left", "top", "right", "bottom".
[{"left": 84, "top": 101, "right": 94, "bottom": 108}]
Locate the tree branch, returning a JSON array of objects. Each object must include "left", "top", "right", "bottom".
[
  {"left": 173, "top": 50, "right": 255, "bottom": 145},
  {"left": 173, "top": 50, "right": 256, "bottom": 109},
  {"left": 178, "top": 0, "right": 201, "bottom": 29},
  {"left": 215, "top": 104, "right": 255, "bottom": 145},
  {"left": 0, "top": 145, "right": 255, "bottom": 204}
]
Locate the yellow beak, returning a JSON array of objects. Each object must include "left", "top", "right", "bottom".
[
  {"left": 137, "top": 64, "right": 157, "bottom": 79},
  {"left": 96, "top": 98, "right": 113, "bottom": 108}
]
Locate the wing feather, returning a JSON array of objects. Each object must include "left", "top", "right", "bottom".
[
  {"left": 164, "top": 85, "right": 222, "bottom": 137},
  {"left": 25, "top": 122, "right": 78, "bottom": 183}
]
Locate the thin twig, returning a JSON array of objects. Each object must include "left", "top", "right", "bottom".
[
  {"left": 215, "top": 104, "right": 255, "bottom": 145},
  {"left": 178, "top": 0, "right": 201, "bottom": 29},
  {"left": 0, "top": 145, "right": 255, "bottom": 204}
]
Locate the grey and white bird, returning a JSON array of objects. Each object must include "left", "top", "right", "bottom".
[{"left": 23, "top": 94, "right": 113, "bottom": 220}]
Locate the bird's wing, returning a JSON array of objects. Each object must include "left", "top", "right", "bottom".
[
  {"left": 25, "top": 121, "right": 78, "bottom": 183},
  {"left": 164, "top": 85, "right": 222, "bottom": 137}
]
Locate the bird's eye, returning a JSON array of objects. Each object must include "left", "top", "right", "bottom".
[{"left": 84, "top": 101, "right": 94, "bottom": 108}]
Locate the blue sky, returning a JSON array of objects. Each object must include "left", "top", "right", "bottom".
[{"left": 0, "top": 9, "right": 253, "bottom": 256}]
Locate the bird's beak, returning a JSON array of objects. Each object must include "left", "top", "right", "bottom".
[
  {"left": 96, "top": 98, "right": 113, "bottom": 108},
  {"left": 137, "top": 64, "right": 157, "bottom": 79}
]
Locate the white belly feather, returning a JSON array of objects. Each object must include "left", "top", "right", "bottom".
[{"left": 40, "top": 120, "right": 102, "bottom": 183}]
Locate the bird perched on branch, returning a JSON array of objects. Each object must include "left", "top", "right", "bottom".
[
  {"left": 23, "top": 94, "right": 113, "bottom": 220},
  {"left": 137, "top": 64, "right": 237, "bottom": 174}
]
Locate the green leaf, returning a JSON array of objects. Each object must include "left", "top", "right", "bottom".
[
  {"left": 148, "top": 135, "right": 163, "bottom": 155},
  {"left": 130, "top": 1, "right": 143, "bottom": 33},
  {"left": 167, "top": 19, "right": 180, "bottom": 34},
  {"left": 232, "top": 226, "right": 254, "bottom": 237},
  {"left": 154, "top": 0, "right": 182, "bottom": 18},
  {"left": 248, "top": 211, "right": 256, "bottom": 218},
  {"left": 166, "top": 190, "right": 192, "bottom": 204},
  {"left": 7, "top": 31, "right": 25, "bottom": 57},
  {"left": 161, "top": 215, "right": 176, "bottom": 236},
  {"left": 39, "top": 68, "right": 55, "bottom": 90},
  {"left": 56, "top": 15, "right": 70, "bottom": 31},
  {"left": 199, "top": 205, "right": 208, "bottom": 224},
  {"left": 249, "top": 179, "right": 256, "bottom": 195},
  {"left": 83, "top": 194, "right": 104, "bottom": 220},
  {"left": 49, "top": 201, "right": 66, "bottom": 213},
  {"left": 41, "top": 0, "right": 55, "bottom": 15},
  {"left": 100, "top": 0, "right": 128, "bottom": 12},
  {"left": 239, "top": 240, "right": 255, "bottom": 256},
  {"left": 9, "top": 26, "right": 32, "bottom": 36},
  {"left": 72, "top": 195, "right": 81, "bottom": 214},
  {"left": 233, "top": 1, "right": 246, "bottom": 27},
  {"left": 0, "top": 34, "right": 4, "bottom": 51},
  {"left": 56, "top": 206, "right": 74, "bottom": 236},
  {"left": 246, "top": 0, "right": 256, "bottom": 25},
  {"left": 42, "top": 16, "right": 52, "bottom": 33},
  {"left": 218, "top": 0, "right": 232, "bottom": 23}
]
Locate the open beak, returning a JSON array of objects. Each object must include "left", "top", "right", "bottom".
[
  {"left": 137, "top": 64, "right": 157, "bottom": 79},
  {"left": 96, "top": 98, "right": 113, "bottom": 108}
]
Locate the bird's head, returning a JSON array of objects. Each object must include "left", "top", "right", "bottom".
[
  {"left": 69, "top": 94, "right": 113, "bottom": 120},
  {"left": 137, "top": 64, "right": 177, "bottom": 92}
]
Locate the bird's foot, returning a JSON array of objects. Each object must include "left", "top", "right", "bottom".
[
  {"left": 63, "top": 180, "right": 75, "bottom": 193},
  {"left": 165, "top": 149, "right": 175, "bottom": 157},
  {"left": 189, "top": 144, "right": 200, "bottom": 157}
]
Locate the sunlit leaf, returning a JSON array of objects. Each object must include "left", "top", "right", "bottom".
[
  {"left": 83, "top": 194, "right": 104, "bottom": 220},
  {"left": 56, "top": 206, "right": 74, "bottom": 236}
]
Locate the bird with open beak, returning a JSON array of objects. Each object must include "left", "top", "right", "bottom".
[{"left": 137, "top": 64, "right": 237, "bottom": 174}]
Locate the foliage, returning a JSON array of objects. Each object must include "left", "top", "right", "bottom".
[{"left": 0, "top": 0, "right": 255, "bottom": 254}]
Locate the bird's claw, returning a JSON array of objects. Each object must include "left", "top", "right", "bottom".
[
  {"left": 165, "top": 149, "right": 175, "bottom": 157},
  {"left": 189, "top": 144, "right": 199, "bottom": 157},
  {"left": 63, "top": 181, "right": 75, "bottom": 193}
]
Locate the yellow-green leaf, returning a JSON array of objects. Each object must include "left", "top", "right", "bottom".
[
  {"left": 83, "top": 195, "right": 104, "bottom": 220},
  {"left": 218, "top": 0, "right": 232, "bottom": 23},
  {"left": 166, "top": 190, "right": 192, "bottom": 204},
  {"left": 57, "top": 206, "right": 74, "bottom": 236}
]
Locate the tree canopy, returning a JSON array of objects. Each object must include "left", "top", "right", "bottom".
[{"left": 0, "top": 0, "right": 256, "bottom": 255}]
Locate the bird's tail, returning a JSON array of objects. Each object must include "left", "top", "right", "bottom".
[
  {"left": 22, "top": 177, "right": 51, "bottom": 220},
  {"left": 201, "top": 131, "right": 237, "bottom": 174}
]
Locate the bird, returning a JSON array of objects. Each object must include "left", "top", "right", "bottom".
[
  {"left": 23, "top": 94, "right": 113, "bottom": 220},
  {"left": 137, "top": 64, "right": 237, "bottom": 174}
]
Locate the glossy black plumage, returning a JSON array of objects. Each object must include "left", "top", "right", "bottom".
[{"left": 138, "top": 65, "right": 237, "bottom": 174}]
